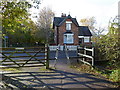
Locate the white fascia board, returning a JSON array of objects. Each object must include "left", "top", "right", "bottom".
[
  {"left": 64, "top": 33, "right": 74, "bottom": 35},
  {"left": 66, "top": 21, "right": 72, "bottom": 23},
  {"left": 78, "top": 36, "right": 84, "bottom": 38}
]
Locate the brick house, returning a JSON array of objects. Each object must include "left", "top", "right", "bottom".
[{"left": 53, "top": 14, "right": 92, "bottom": 45}]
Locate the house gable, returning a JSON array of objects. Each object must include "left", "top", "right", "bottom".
[
  {"left": 53, "top": 14, "right": 92, "bottom": 45},
  {"left": 53, "top": 14, "right": 79, "bottom": 29}
]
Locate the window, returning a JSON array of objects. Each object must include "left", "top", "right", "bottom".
[
  {"left": 84, "top": 37, "right": 90, "bottom": 42},
  {"left": 66, "top": 21, "right": 72, "bottom": 30},
  {"left": 66, "top": 23, "right": 71, "bottom": 30},
  {"left": 64, "top": 34, "right": 74, "bottom": 44}
]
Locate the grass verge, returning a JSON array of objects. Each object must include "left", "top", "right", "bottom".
[
  {"left": 70, "top": 63, "right": 120, "bottom": 88},
  {"left": 0, "top": 68, "right": 21, "bottom": 72}
]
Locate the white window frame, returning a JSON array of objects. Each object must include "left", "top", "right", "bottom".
[
  {"left": 66, "top": 23, "right": 71, "bottom": 30},
  {"left": 84, "top": 37, "right": 90, "bottom": 42},
  {"left": 66, "top": 21, "right": 72, "bottom": 31},
  {"left": 64, "top": 34, "right": 74, "bottom": 44}
]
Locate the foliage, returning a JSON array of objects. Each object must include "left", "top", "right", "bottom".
[
  {"left": 92, "top": 17, "right": 120, "bottom": 84},
  {"left": 109, "top": 69, "right": 120, "bottom": 82},
  {"left": 96, "top": 17, "right": 120, "bottom": 69},
  {"left": 1, "top": 0, "right": 38, "bottom": 47},
  {"left": 72, "top": 63, "right": 120, "bottom": 85},
  {"left": 1, "top": 0, "right": 55, "bottom": 47}
]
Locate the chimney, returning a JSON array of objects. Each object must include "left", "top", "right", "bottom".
[{"left": 61, "top": 13, "right": 66, "bottom": 17}]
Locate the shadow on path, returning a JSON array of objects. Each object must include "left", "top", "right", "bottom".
[{"left": 1, "top": 68, "right": 115, "bottom": 89}]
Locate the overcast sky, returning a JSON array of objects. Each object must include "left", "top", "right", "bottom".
[{"left": 30, "top": 0, "right": 119, "bottom": 33}]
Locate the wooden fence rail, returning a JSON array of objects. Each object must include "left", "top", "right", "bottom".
[
  {"left": 0, "top": 46, "right": 49, "bottom": 69},
  {"left": 77, "top": 46, "right": 94, "bottom": 66}
]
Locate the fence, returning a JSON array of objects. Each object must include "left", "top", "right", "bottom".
[
  {"left": 0, "top": 45, "right": 49, "bottom": 69},
  {"left": 77, "top": 46, "right": 94, "bottom": 66},
  {"left": 49, "top": 45, "right": 77, "bottom": 51}
]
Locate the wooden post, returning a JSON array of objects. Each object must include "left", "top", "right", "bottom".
[
  {"left": 83, "top": 46, "right": 86, "bottom": 61},
  {"left": 45, "top": 44, "right": 49, "bottom": 69},
  {"left": 77, "top": 46, "right": 79, "bottom": 63},
  {"left": 92, "top": 47, "right": 94, "bottom": 66}
]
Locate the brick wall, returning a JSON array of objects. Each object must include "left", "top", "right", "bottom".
[{"left": 57, "top": 19, "right": 79, "bottom": 45}]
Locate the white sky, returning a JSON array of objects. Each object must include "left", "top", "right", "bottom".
[{"left": 30, "top": 0, "right": 119, "bottom": 33}]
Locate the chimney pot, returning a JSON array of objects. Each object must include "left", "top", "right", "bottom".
[{"left": 61, "top": 13, "right": 66, "bottom": 17}]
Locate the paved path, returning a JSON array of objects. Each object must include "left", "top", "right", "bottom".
[{"left": 1, "top": 51, "right": 116, "bottom": 89}]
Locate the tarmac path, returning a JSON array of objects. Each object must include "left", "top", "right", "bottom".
[{"left": 1, "top": 51, "right": 116, "bottom": 89}]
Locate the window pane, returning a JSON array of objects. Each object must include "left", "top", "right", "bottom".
[
  {"left": 84, "top": 37, "right": 89, "bottom": 42},
  {"left": 68, "top": 35, "right": 73, "bottom": 43},
  {"left": 67, "top": 35, "right": 71, "bottom": 42},
  {"left": 66, "top": 23, "right": 71, "bottom": 30},
  {"left": 64, "top": 35, "right": 67, "bottom": 43},
  {"left": 64, "top": 34, "right": 74, "bottom": 44}
]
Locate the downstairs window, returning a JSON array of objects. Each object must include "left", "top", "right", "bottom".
[{"left": 64, "top": 34, "right": 74, "bottom": 44}]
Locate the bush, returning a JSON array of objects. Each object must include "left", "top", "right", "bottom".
[
  {"left": 96, "top": 34, "right": 120, "bottom": 69},
  {"left": 109, "top": 69, "right": 120, "bottom": 82}
]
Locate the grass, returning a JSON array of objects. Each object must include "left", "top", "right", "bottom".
[
  {"left": 70, "top": 63, "right": 100, "bottom": 76},
  {"left": 0, "top": 68, "right": 21, "bottom": 72},
  {"left": 70, "top": 62, "right": 120, "bottom": 87}
]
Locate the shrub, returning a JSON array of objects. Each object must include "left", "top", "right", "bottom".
[
  {"left": 96, "top": 34, "right": 120, "bottom": 69},
  {"left": 109, "top": 69, "right": 120, "bottom": 82}
]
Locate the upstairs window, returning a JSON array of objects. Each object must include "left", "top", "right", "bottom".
[
  {"left": 66, "top": 21, "right": 72, "bottom": 31},
  {"left": 66, "top": 23, "right": 71, "bottom": 30}
]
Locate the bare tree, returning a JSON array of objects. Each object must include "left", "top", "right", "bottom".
[
  {"left": 80, "top": 17, "right": 105, "bottom": 36},
  {"left": 37, "top": 7, "right": 54, "bottom": 44},
  {"left": 80, "top": 17, "right": 96, "bottom": 34}
]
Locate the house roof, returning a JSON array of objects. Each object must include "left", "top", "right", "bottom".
[
  {"left": 79, "top": 26, "right": 92, "bottom": 36},
  {"left": 53, "top": 14, "right": 79, "bottom": 28},
  {"left": 53, "top": 14, "right": 92, "bottom": 36}
]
